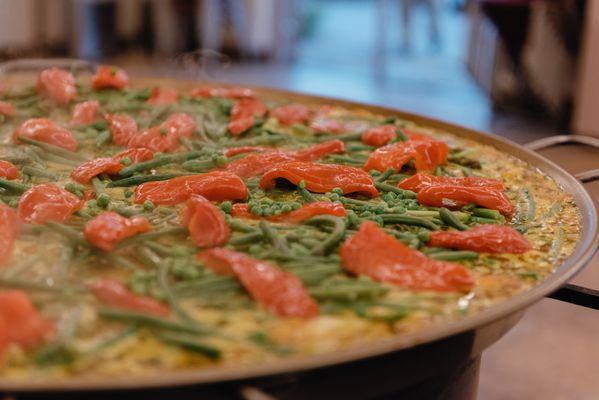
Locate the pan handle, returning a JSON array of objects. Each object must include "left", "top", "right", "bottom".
[
  {"left": 0, "top": 58, "right": 97, "bottom": 75},
  {"left": 524, "top": 135, "right": 599, "bottom": 183},
  {"left": 525, "top": 135, "right": 599, "bottom": 309}
]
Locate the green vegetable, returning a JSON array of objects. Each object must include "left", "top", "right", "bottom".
[
  {"left": 304, "top": 216, "right": 347, "bottom": 256},
  {"left": 429, "top": 251, "right": 478, "bottom": 261},
  {"left": 156, "top": 332, "right": 221, "bottom": 359},
  {"left": 439, "top": 208, "right": 468, "bottom": 231}
]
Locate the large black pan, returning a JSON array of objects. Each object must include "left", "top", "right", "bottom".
[{"left": 0, "top": 59, "right": 597, "bottom": 398}]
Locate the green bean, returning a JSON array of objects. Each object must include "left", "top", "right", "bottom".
[
  {"left": 181, "top": 159, "right": 215, "bottom": 172},
  {"left": 375, "top": 182, "right": 417, "bottom": 198},
  {"left": 17, "top": 137, "right": 87, "bottom": 161},
  {"left": 107, "top": 173, "right": 190, "bottom": 187},
  {"left": 374, "top": 169, "right": 394, "bottom": 183},
  {"left": 0, "top": 276, "right": 85, "bottom": 293},
  {"left": 429, "top": 251, "right": 478, "bottom": 261},
  {"left": 83, "top": 324, "right": 138, "bottom": 356},
  {"left": 94, "top": 130, "right": 112, "bottom": 148},
  {"left": 174, "top": 276, "right": 242, "bottom": 298},
  {"left": 259, "top": 220, "right": 291, "bottom": 256},
  {"left": 156, "top": 332, "right": 221, "bottom": 359},
  {"left": 22, "top": 165, "right": 58, "bottom": 179},
  {"left": 304, "top": 216, "right": 347, "bottom": 256},
  {"left": 379, "top": 214, "right": 440, "bottom": 230},
  {"left": 35, "top": 307, "right": 81, "bottom": 365},
  {"left": 106, "top": 253, "right": 140, "bottom": 270},
  {"left": 118, "top": 151, "right": 204, "bottom": 177},
  {"left": 309, "top": 283, "right": 388, "bottom": 301},
  {"left": 550, "top": 224, "right": 564, "bottom": 259},
  {"left": 229, "top": 219, "right": 258, "bottom": 233},
  {"left": 523, "top": 188, "right": 536, "bottom": 221},
  {"left": 32, "top": 148, "right": 80, "bottom": 166},
  {"left": 229, "top": 231, "right": 263, "bottom": 246},
  {"left": 439, "top": 208, "right": 468, "bottom": 231},
  {"left": 45, "top": 221, "right": 86, "bottom": 245},
  {"left": 471, "top": 216, "right": 502, "bottom": 225},
  {"left": 0, "top": 178, "right": 29, "bottom": 194},
  {"left": 298, "top": 180, "right": 317, "bottom": 203},
  {"left": 472, "top": 208, "right": 504, "bottom": 221},
  {"left": 98, "top": 308, "right": 212, "bottom": 335},
  {"left": 316, "top": 131, "right": 362, "bottom": 142},
  {"left": 395, "top": 128, "right": 409, "bottom": 142},
  {"left": 117, "top": 227, "right": 188, "bottom": 248}
]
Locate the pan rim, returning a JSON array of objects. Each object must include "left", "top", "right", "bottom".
[{"left": 1, "top": 78, "right": 597, "bottom": 392}]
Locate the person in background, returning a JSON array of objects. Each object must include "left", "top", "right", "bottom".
[{"left": 400, "top": 0, "right": 441, "bottom": 53}]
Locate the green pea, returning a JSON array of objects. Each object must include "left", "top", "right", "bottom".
[
  {"left": 143, "top": 200, "right": 155, "bottom": 211},
  {"left": 97, "top": 194, "right": 111, "bottom": 208}
]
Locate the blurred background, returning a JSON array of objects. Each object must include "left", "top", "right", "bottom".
[{"left": 1, "top": 1, "right": 598, "bottom": 399}]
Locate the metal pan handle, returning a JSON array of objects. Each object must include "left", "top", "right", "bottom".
[
  {"left": 0, "top": 58, "right": 97, "bottom": 76},
  {"left": 525, "top": 135, "right": 599, "bottom": 310}
]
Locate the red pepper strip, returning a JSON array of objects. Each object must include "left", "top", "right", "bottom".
[
  {"left": 270, "top": 103, "right": 312, "bottom": 125},
  {"left": 418, "top": 185, "right": 513, "bottom": 216},
  {"left": 13, "top": 118, "right": 78, "bottom": 152},
  {"left": 228, "top": 98, "right": 268, "bottom": 136},
  {"left": 398, "top": 173, "right": 505, "bottom": 192},
  {"left": 198, "top": 248, "right": 319, "bottom": 318},
  {"left": 293, "top": 139, "right": 345, "bottom": 161},
  {"left": 223, "top": 146, "right": 271, "bottom": 157},
  {"left": 70, "top": 100, "right": 99, "bottom": 126},
  {"left": 0, "top": 101, "right": 16, "bottom": 117},
  {"left": 182, "top": 195, "right": 230, "bottom": 247},
  {"left": 106, "top": 113, "right": 138, "bottom": 147},
  {"left": 128, "top": 112, "right": 196, "bottom": 153},
  {"left": 225, "top": 140, "right": 344, "bottom": 178},
  {"left": 231, "top": 201, "right": 347, "bottom": 224},
  {"left": 17, "top": 184, "right": 83, "bottom": 224},
  {"left": 146, "top": 87, "right": 179, "bottom": 105},
  {"left": 84, "top": 211, "right": 152, "bottom": 252},
  {"left": 92, "top": 65, "right": 129, "bottom": 90},
  {"left": 71, "top": 148, "right": 153, "bottom": 184},
  {"left": 340, "top": 221, "right": 474, "bottom": 291},
  {"left": 0, "top": 160, "right": 19, "bottom": 180},
  {"left": 0, "top": 204, "right": 21, "bottom": 266},
  {"left": 0, "top": 290, "right": 54, "bottom": 357},
  {"left": 134, "top": 171, "right": 247, "bottom": 206},
  {"left": 89, "top": 279, "right": 170, "bottom": 316},
  {"left": 190, "top": 86, "right": 255, "bottom": 99},
  {"left": 361, "top": 125, "right": 397, "bottom": 147},
  {"left": 428, "top": 225, "right": 531, "bottom": 254},
  {"left": 363, "top": 139, "right": 448, "bottom": 173},
  {"left": 309, "top": 118, "right": 347, "bottom": 134},
  {"left": 260, "top": 161, "right": 379, "bottom": 197},
  {"left": 36, "top": 68, "right": 77, "bottom": 105}
]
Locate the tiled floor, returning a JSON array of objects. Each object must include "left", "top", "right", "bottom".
[{"left": 109, "top": 1, "right": 598, "bottom": 399}]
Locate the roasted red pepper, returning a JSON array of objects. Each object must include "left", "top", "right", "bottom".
[
  {"left": 92, "top": 65, "right": 129, "bottom": 90},
  {"left": 361, "top": 125, "right": 397, "bottom": 147},
  {"left": 223, "top": 146, "right": 271, "bottom": 157},
  {"left": 191, "top": 86, "right": 254, "bottom": 99},
  {"left": 231, "top": 201, "right": 347, "bottom": 223},
  {"left": 340, "top": 221, "right": 474, "bottom": 291},
  {"left": 398, "top": 173, "right": 505, "bottom": 192},
  {"left": 17, "top": 184, "right": 83, "bottom": 224},
  {"left": 198, "top": 248, "right": 319, "bottom": 318},
  {"left": 84, "top": 211, "right": 152, "bottom": 252},
  {"left": 0, "top": 160, "right": 19, "bottom": 180},
  {"left": 89, "top": 279, "right": 170, "bottom": 316},
  {"left": 0, "top": 204, "right": 21, "bottom": 266},
  {"left": 418, "top": 186, "right": 513, "bottom": 216},
  {"left": 134, "top": 171, "right": 247, "bottom": 206},
  {"left": 293, "top": 139, "right": 345, "bottom": 161},
  {"left": 363, "top": 138, "right": 448, "bottom": 173},
  {"left": 225, "top": 140, "right": 344, "bottom": 178},
  {"left": 36, "top": 68, "right": 76, "bottom": 105},
  {"left": 146, "top": 87, "right": 179, "bottom": 105},
  {"left": 0, "top": 101, "right": 16, "bottom": 117},
  {"left": 13, "top": 118, "right": 78, "bottom": 152},
  {"left": 128, "top": 112, "right": 196, "bottom": 153},
  {"left": 428, "top": 225, "right": 531, "bottom": 254},
  {"left": 182, "top": 195, "right": 230, "bottom": 247},
  {"left": 260, "top": 161, "right": 379, "bottom": 197},
  {"left": 228, "top": 98, "right": 267, "bottom": 136},
  {"left": 270, "top": 103, "right": 311, "bottom": 125},
  {"left": 71, "top": 148, "right": 153, "bottom": 184},
  {"left": 106, "top": 113, "right": 138, "bottom": 147},
  {"left": 0, "top": 290, "right": 54, "bottom": 357},
  {"left": 70, "top": 100, "right": 99, "bottom": 125}
]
